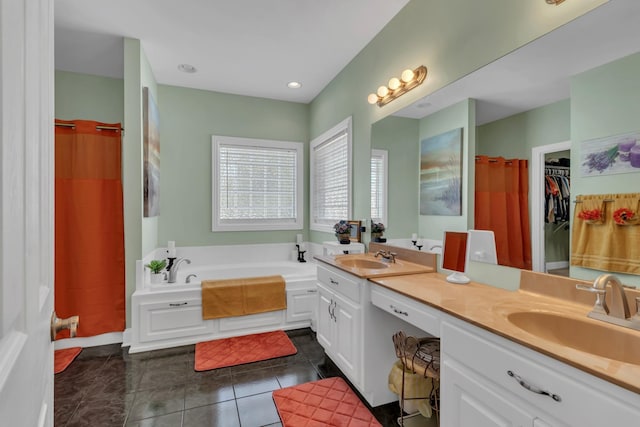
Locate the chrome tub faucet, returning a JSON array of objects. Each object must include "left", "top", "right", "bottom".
[{"left": 168, "top": 257, "right": 191, "bottom": 283}]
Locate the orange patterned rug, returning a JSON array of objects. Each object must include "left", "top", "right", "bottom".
[
  {"left": 54, "top": 347, "right": 82, "bottom": 374},
  {"left": 272, "top": 377, "right": 382, "bottom": 427},
  {"left": 195, "top": 330, "right": 297, "bottom": 371}
]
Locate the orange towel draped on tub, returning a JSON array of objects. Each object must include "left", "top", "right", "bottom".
[{"left": 201, "top": 275, "right": 286, "bottom": 319}]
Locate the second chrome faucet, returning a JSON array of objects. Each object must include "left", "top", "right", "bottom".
[{"left": 576, "top": 273, "right": 640, "bottom": 331}]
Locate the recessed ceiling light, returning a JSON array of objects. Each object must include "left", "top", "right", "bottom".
[
  {"left": 287, "top": 81, "right": 302, "bottom": 89},
  {"left": 178, "top": 64, "right": 197, "bottom": 73}
]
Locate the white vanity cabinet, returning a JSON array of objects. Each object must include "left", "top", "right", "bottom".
[
  {"left": 316, "top": 263, "right": 362, "bottom": 385},
  {"left": 440, "top": 317, "right": 640, "bottom": 427}
]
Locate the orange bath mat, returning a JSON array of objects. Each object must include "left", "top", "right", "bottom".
[
  {"left": 195, "top": 330, "right": 297, "bottom": 371},
  {"left": 272, "top": 377, "right": 382, "bottom": 427},
  {"left": 54, "top": 347, "right": 82, "bottom": 374}
]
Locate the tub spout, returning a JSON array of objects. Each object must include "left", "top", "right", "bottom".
[{"left": 168, "top": 258, "right": 191, "bottom": 283}]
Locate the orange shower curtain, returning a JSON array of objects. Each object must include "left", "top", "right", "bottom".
[
  {"left": 55, "top": 120, "right": 125, "bottom": 338},
  {"left": 475, "top": 156, "right": 531, "bottom": 270}
]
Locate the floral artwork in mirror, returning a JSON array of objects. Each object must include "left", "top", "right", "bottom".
[
  {"left": 580, "top": 130, "right": 640, "bottom": 177},
  {"left": 419, "top": 128, "right": 463, "bottom": 216}
]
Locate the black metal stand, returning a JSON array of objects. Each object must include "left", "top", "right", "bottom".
[{"left": 295, "top": 244, "right": 306, "bottom": 263}]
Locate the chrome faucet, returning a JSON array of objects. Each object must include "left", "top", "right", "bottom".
[
  {"left": 168, "top": 258, "right": 191, "bottom": 283},
  {"left": 374, "top": 250, "right": 397, "bottom": 263},
  {"left": 576, "top": 273, "right": 639, "bottom": 331}
]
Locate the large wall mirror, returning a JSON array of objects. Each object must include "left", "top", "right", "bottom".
[{"left": 370, "top": 2, "right": 640, "bottom": 286}]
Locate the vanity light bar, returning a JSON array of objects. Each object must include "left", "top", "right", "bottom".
[{"left": 367, "top": 65, "right": 427, "bottom": 107}]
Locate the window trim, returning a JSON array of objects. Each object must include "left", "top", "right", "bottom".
[
  {"left": 211, "top": 135, "right": 303, "bottom": 232},
  {"left": 309, "top": 116, "right": 353, "bottom": 233},
  {"left": 371, "top": 148, "right": 388, "bottom": 226}
]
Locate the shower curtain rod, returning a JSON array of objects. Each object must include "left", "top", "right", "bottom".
[{"left": 55, "top": 122, "right": 124, "bottom": 132}]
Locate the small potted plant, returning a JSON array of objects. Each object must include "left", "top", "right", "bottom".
[
  {"left": 334, "top": 220, "right": 351, "bottom": 244},
  {"left": 371, "top": 222, "right": 386, "bottom": 242},
  {"left": 145, "top": 259, "right": 167, "bottom": 284}
]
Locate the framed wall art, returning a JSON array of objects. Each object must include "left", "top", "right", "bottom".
[
  {"left": 143, "top": 87, "right": 160, "bottom": 217},
  {"left": 419, "top": 128, "right": 463, "bottom": 216}
]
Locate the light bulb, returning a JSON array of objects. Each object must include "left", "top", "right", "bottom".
[
  {"left": 401, "top": 68, "right": 415, "bottom": 83},
  {"left": 388, "top": 77, "right": 401, "bottom": 90},
  {"left": 367, "top": 93, "right": 379, "bottom": 104},
  {"left": 377, "top": 85, "right": 389, "bottom": 97}
]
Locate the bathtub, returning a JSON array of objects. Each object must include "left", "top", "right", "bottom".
[
  {"left": 147, "top": 260, "right": 317, "bottom": 291},
  {"left": 132, "top": 259, "right": 318, "bottom": 353}
]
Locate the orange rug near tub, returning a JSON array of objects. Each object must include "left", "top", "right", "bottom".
[
  {"left": 54, "top": 347, "right": 82, "bottom": 374},
  {"left": 195, "top": 330, "right": 296, "bottom": 371},
  {"left": 272, "top": 377, "right": 382, "bottom": 427}
]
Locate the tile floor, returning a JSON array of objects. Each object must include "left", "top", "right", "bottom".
[{"left": 54, "top": 328, "right": 406, "bottom": 427}]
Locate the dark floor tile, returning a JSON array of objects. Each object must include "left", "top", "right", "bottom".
[
  {"left": 128, "top": 385, "right": 185, "bottom": 421},
  {"left": 273, "top": 362, "right": 321, "bottom": 388},
  {"left": 125, "top": 411, "right": 184, "bottom": 427},
  {"left": 54, "top": 397, "right": 79, "bottom": 427},
  {"left": 232, "top": 369, "right": 281, "bottom": 398},
  {"left": 76, "top": 343, "right": 122, "bottom": 360},
  {"left": 184, "top": 376, "right": 236, "bottom": 409},
  {"left": 371, "top": 401, "right": 402, "bottom": 427},
  {"left": 182, "top": 400, "right": 239, "bottom": 427},
  {"left": 137, "top": 362, "right": 190, "bottom": 391},
  {"left": 236, "top": 392, "right": 281, "bottom": 427},
  {"left": 64, "top": 393, "right": 134, "bottom": 427}
]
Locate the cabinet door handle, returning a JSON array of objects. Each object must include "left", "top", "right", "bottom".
[
  {"left": 330, "top": 278, "right": 339, "bottom": 285},
  {"left": 307, "top": 289, "right": 317, "bottom": 293},
  {"left": 390, "top": 305, "right": 408, "bottom": 316},
  {"left": 507, "top": 370, "right": 561, "bottom": 402},
  {"left": 169, "top": 302, "right": 188, "bottom": 307},
  {"left": 330, "top": 300, "right": 337, "bottom": 322}
]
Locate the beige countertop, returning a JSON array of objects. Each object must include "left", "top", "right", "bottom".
[
  {"left": 314, "top": 253, "right": 434, "bottom": 278},
  {"left": 369, "top": 272, "right": 640, "bottom": 395}
]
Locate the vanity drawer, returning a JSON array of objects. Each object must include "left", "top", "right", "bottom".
[
  {"left": 442, "top": 320, "right": 640, "bottom": 426},
  {"left": 370, "top": 284, "right": 440, "bottom": 337},
  {"left": 317, "top": 264, "right": 360, "bottom": 303}
]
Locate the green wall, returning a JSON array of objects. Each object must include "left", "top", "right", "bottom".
[
  {"left": 157, "top": 85, "right": 309, "bottom": 247},
  {"left": 371, "top": 116, "right": 419, "bottom": 238},
  {"left": 477, "top": 99, "right": 570, "bottom": 160},
  {"left": 571, "top": 51, "right": 640, "bottom": 286},
  {"left": 308, "top": 0, "right": 605, "bottom": 244},
  {"left": 55, "top": 71, "right": 123, "bottom": 123}
]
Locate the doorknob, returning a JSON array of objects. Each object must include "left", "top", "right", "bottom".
[{"left": 51, "top": 311, "right": 79, "bottom": 341}]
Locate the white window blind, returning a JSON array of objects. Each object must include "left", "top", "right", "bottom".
[
  {"left": 212, "top": 136, "right": 303, "bottom": 231},
  {"left": 310, "top": 117, "right": 352, "bottom": 232},
  {"left": 371, "top": 149, "right": 388, "bottom": 224}
]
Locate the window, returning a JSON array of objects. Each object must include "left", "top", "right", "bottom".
[
  {"left": 371, "top": 149, "right": 388, "bottom": 225},
  {"left": 212, "top": 135, "right": 303, "bottom": 231},
  {"left": 310, "top": 117, "right": 352, "bottom": 233}
]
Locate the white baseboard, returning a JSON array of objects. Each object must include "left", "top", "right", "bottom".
[
  {"left": 54, "top": 332, "right": 123, "bottom": 350},
  {"left": 545, "top": 261, "right": 569, "bottom": 272}
]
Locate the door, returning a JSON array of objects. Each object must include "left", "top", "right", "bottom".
[
  {"left": 0, "top": 0, "right": 55, "bottom": 426},
  {"left": 531, "top": 141, "right": 571, "bottom": 273},
  {"left": 334, "top": 294, "right": 361, "bottom": 384},
  {"left": 316, "top": 285, "right": 334, "bottom": 351}
]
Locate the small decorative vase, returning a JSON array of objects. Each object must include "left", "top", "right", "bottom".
[
  {"left": 371, "top": 232, "right": 382, "bottom": 242},
  {"left": 150, "top": 273, "right": 164, "bottom": 284},
  {"left": 337, "top": 233, "right": 351, "bottom": 244}
]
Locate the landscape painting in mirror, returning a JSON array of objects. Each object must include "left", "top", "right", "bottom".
[{"left": 420, "top": 128, "right": 463, "bottom": 216}]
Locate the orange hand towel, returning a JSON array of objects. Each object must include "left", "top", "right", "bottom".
[
  {"left": 571, "top": 193, "right": 640, "bottom": 275},
  {"left": 201, "top": 275, "right": 286, "bottom": 320}
]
